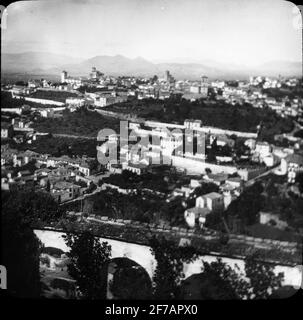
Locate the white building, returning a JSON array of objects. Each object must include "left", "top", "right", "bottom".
[
  {"left": 184, "top": 207, "right": 211, "bottom": 228},
  {"left": 280, "top": 153, "right": 303, "bottom": 183},
  {"left": 195, "top": 192, "right": 224, "bottom": 212}
]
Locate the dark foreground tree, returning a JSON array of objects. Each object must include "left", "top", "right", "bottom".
[
  {"left": 150, "top": 235, "right": 285, "bottom": 300},
  {"left": 64, "top": 231, "right": 111, "bottom": 299},
  {"left": 244, "top": 254, "right": 284, "bottom": 299},
  {"left": 149, "top": 236, "right": 198, "bottom": 299},
  {"left": 197, "top": 255, "right": 284, "bottom": 300},
  {"left": 1, "top": 191, "right": 41, "bottom": 297},
  {"left": 109, "top": 258, "right": 153, "bottom": 299},
  {"left": 2, "top": 187, "right": 63, "bottom": 224}
]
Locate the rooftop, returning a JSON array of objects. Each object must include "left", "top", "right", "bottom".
[
  {"left": 186, "top": 207, "right": 211, "bottom": 217},
  {"left": 201, "top": 192, "right": 223, "bottom": 200},
  {"left": 285, "top": 153, "right": 303, "bottom": 166}
]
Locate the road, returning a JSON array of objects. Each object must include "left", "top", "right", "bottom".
[
  {"left": 36, "top": 132, "right": 97, "bottom": 140},
  {"left": 244, "top": 164, "right": 281, "bottom": 187}
]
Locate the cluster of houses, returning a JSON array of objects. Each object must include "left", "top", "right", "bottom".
[
  {"left": 2, "top": 70, "right": 302, "bottom": 124},
  {"left": 1, "top": 114, "right": 37, "bottom": 144},
  {"left": 100, "top": 119, "right": 302, "bottom": 180},
  {"left": 1, "top": 145, "right": 95, "bottom": 203}
]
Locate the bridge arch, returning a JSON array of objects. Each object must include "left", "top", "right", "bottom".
[
  {"left": 34, "top": 229, "right": 157, "bottom": 280},
  {"left": 107, "top": 257, "right": 153, "bottom": 299}
]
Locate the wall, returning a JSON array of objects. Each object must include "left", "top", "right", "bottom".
[
  {"left": 24, "top": 97, "right": 65, "bottom": 106},
  {"left": 171, "top": 155, "right": 238, "bottom": 176}
]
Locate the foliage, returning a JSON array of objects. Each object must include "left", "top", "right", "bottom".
[
  {"left": 10, "top": 134, "right": 98, "bottom": 158},
  {"left": 32, "top": 107, "right": 120, "bottom": 137},
  {"left": 150, "top": 236, "right": 284, "bottom": 300},
  {"left": 1, "top": 90, "right": 62, "bottom": 109},
  {"left": 244, "top": 254, "right": 284, "bottom": 299},
  {"left": 107, "top": 96, "right": 293, "bottom": 141},
  {"left": 149, "top": 236, "right": 198, "bottom": 299},
  {"left": 1, "top": 190, "right": 41, "bottom": 297},
  {"left": 225, "top": 181, "right": 265, "bottom": 226},
  {"left": 102, "top": 169, "right": 175, "bottom": 193},
  {"left": 1, "top": 188, "right": 63, "bottom": 224},
  {"left": 29, "top": 90, "right": 78, "bottom": 103},
  {"left": 195, "top": 255, "right": 284, "bottom": 300},
  {"left": 109, "top": 258, "right": 152, "bottom": 299},
  {"left": 295, "top": 172, "right": 303, "bottom": 193},
  {"left": 63, "top": 231, "right": 111, "bottom": 299},
  {"left": 261, "top": 174, "right": 303, "bottom": 230},
  {"left": 294, "top": 129, "right": 303, "bottom": 139},
  {"left": 192, "top": 182, "right": 219, "bottom": 198}
]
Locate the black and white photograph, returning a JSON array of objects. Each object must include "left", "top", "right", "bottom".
[{"left": 0, "top": 0, "right": 302, "bottom": 305}]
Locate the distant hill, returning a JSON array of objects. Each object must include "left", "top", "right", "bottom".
[
  {"left": 63, "top": 54, "right": 159, "bottom": 77},
  {"left": 252, "top": 60, "right": 302, "bottom": 78},
  {"left": 1, "top": 52, "right": 82, "bottom": 73},
  {"left": 1, "top": 52, "right": 301, "bottom": 80}
]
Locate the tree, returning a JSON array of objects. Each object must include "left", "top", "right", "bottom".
[
  {"left": 150, "top": 236, "right": 284, "bottom": 300},
  {"left": 295, "top": 172, "right": 303, "bottom": 193},
  {"left": 193, "top": 182, "right": 219, "bottom": 198},
  {"left": 64, "top": 231, "right": 111, "bottom": 299},
  {"left": 2, "top": 187, "right": 63, "bottom": 224},
  {"left": 179, "top": 259, "right": 243, "bottom": 299},
  {"left": 1, "top": 191, "right": 41, "bottom": 297},
  {"left": 197, "top": 255, "right": 284, "bottom": 300},
  {"left": 226, "top": 182, "right": 265, "bottom": 226},
  {"left": 149, "top": 236, "right": 198, "bottom": 299},
  {"left": 46, "top": 179, "right": 51, "bottom": 192},
  {"left": 244, "top": 254, "right": 284, "bottom": 299},
  {"left": 109, "top": 258, "right": 152, "bottom": 299}
]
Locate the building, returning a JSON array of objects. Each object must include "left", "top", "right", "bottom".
[
  {"left": 184, "top": 207, "right": 211, "bottom": 228},
  {"left": 255, "top": 141, "right": 272, "bottom": 157},
  {"left": 280, "top": 153, "right": 303, "bottom": 183},
  {"left": 259, "top": 212, "right": 288, "bottom": 230},
  {"left": 66, "top": 97, "right": 87, "bottom": 108},
  {"left": 61, "top": 71, "right": 68, "bottom": 83},
  {"left": 201, "top": 76, "right": 209, "bottom": 87},
  {"left": 164, "top": 70, "right": 175, "bottom": 83},
  {"left": 89, "top": 67, "right": 104, "bottom": 80},
  {"left": 195, "top": 192, "right": 224, "bottom": 212},
  {"left": 50, "top": 181, "right": 81, "bottom": 203},
  {"left": 184, "top": 119, "right": 202, "bottom": 130},
  {"left": 122, "top": 162, "right": 148, "bottom": 175},
  {"left": 1, "top": 122, "right": 14, "bottom": 139}
]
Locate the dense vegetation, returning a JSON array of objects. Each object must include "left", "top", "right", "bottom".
[
  {"left": 64, "top": 231, "right": 111, "bottom": 299},
  {"left": 10, "top": 134, "right": 98, "bottom": 158},
  {"left": 149, "top": 236, "right": 284, "bottom": 300},
  {"left": 1, "top": 188, "right": 64, "bottom": 297},
  {"left": 109, "top": 258, "right": 153, "bottom": 299},
  {"left": 32, "top": 107, "right": 120, "bottom": 137},
  {"left": 1, "top": 90, "right": 62, "bottom": 109},
  {"left": 65, "top": 188, "right": 187, "bottom": 227},
  {"left": 106, "top": 95, "right": 293, "bottom": 140},
  {"left": 102, "top": 169, "right": 182, "bottom": 194},
  {"left": 262, "top": 86, "right": 303, "bottom": 100},
  {"left": 207, "top": 174, "right": 303, "bottom": 240},
  {"left": 29, "top": 90, "right": 79, "bottom": 102}
]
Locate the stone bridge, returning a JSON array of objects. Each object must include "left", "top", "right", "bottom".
[{"left": 34, "top": 229, "right": 302, "bottom": 288}]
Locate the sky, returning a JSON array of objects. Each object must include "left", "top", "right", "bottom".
[{"left": 1, "top": 0, "right": 302, "bottom": 66}]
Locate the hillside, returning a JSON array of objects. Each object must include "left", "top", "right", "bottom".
[{"left": 2, "top": 52, "right": 301, "bottom": 80}]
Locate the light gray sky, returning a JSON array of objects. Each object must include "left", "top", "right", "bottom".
[{"left": 2, "top": 0, "right": 302, "bottom": 66}]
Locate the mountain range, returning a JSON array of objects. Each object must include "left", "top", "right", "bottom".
[{"left": 1, "top": 52, "right": 302, "bottom": 80}]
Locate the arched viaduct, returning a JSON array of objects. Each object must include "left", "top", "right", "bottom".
[{"left": 34, "top": 229, "right": 302, "bottom": 289}]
